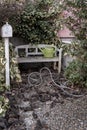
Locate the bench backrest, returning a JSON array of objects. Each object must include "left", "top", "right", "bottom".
[{"left": 15, "top": 44, "right": 62, "bottom": 57}]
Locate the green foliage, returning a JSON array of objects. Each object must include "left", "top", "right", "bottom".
[
  {"left": 65, "top": 60, "right": 87, "bottom": 87},
  {"left": 0, "top": 40, "right": 21, "bottom": 117},
  {"left": 64, "top": 0, "right": 87, "bottom": 41},
  {"left": 63, "top": 0, "right": 87, "bottom": 87},
  {"left": 13, "top": 0, "right": 62, "bottom": 44},
  {"left": 62, "top": 41, "right": 79, "bottom": 56},
  {"left": 0, "top": 96, "right": 9, "bottom": 117}
]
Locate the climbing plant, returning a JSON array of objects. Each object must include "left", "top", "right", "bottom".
[
  {"left": 0, "top": 40, "right": 21, "bottom": 117},
  {"left": 63, "top": 0, "right": 87, "bottom": 87},
  {"left": 13, "top": 0, "right": 63, "bottom": 45}
]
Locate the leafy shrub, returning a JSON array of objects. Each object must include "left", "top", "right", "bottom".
[
  {"left": 13, "top": 0, "right": 62, "bottom": 45},
  {"left": 63, "top": 41, "right": 87, "bottom": 87},
  {"left": 65, "top": 60, "right": 87, "bottom": 87},
  {"left": 0, "top": 40, "right": 21, "bottom": 117},
  {"left": 63, "top": 0, "right": 87, "bottom": 88}
]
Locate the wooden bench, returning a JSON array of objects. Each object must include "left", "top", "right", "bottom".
[{"left": 15, "top": 44, "right": 62, "bottom": 73}]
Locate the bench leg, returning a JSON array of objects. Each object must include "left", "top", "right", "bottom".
[
  {"left": 53, "top": 62, "right": 61, "bottom": 74},
  {"left": 58, "top": 61, "right": 61, "bottom": 74},
  {"left": 58, "top": 49, "right": 62, "bottom": 73},
  {"left": 53, "top": 62, "right": 57, "bottom": 70}
]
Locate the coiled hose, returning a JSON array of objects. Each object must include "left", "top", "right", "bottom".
[{"left": 28, "top": 67, "right": 83, "bottom": 98}]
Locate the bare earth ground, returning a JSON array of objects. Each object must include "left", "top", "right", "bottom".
[{"left": 4, "top": 68, "right": 87, "bottom": 130}]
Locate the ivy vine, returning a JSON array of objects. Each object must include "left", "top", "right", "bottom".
[
  {"left": 12, "top": 0, "right": 63, "bottom": 45},
  {"left": 0, "top": 40, "right": 21, "bottom": 117}
]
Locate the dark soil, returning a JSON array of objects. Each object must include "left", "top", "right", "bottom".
[{"left": 1, "top": 67, "right": 87, "bottom": 130}]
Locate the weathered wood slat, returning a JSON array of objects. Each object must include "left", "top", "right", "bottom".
[{"left": 17, "top": 56, "right": 59, "bottom": 63}]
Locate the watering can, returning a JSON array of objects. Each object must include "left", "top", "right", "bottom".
[{"left": 39, "top": 46, "right": 55, "bottom": 58}]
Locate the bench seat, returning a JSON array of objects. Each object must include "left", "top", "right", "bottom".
[{"left": 16, "top": 56, "right": 59, "bottom": 63}]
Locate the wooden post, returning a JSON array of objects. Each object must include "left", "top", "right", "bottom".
[
  {"left": 1, "top": 22, "right": 13, "bottom": 86},
  {"left": 4, "top": 38, "right": 10, "bottom": 86}
]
